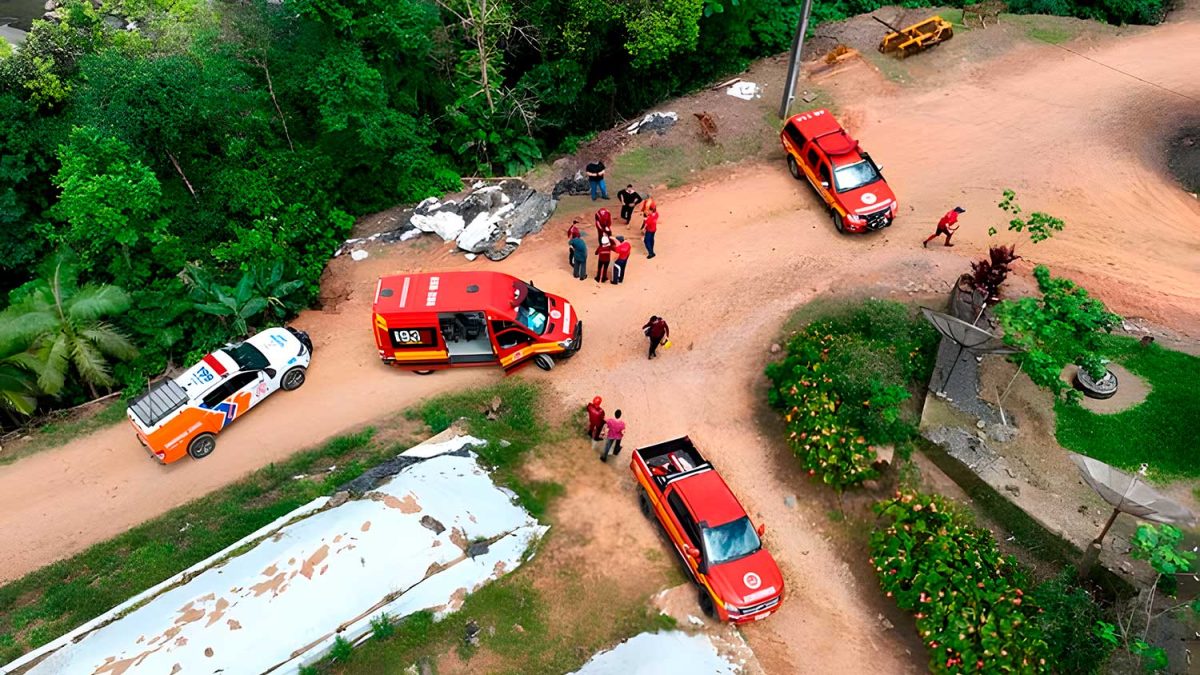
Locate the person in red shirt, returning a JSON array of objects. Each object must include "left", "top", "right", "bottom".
[
  {"left": 641, "top": 206, "right": 659, "bottom": 259},
  {"left": 585, "top": 396, "right": 605, "bottom": 441},
  {"left": 611, "top": 235, "right": 632, "bottom": 285},
  {"left": 595, "top": 208, "right": 614, "bottom": 244},
  {"left": 642, "top": 315, "right": 669, "bottom": 359},
  {"left": 923, "top": 206, "right": 965, "bottom": 247},
  {"left": 595, "top": 236, "right": 614, "bottom": 283}
]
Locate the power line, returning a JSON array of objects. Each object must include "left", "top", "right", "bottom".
[{"left": 1037, "top": 38, "right": 1200, "bottom": 104}]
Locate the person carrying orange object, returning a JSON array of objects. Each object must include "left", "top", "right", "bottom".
[
  {"left": 595, "top": 208, "right": 614, "bottom": 244},
  {"left": 923, "top": 206, "right": 965, "bottom": 248},
  {"left": 586, "top": 396, "right": 605, "bottom": 441},
  {"left": 642, "top": 315, "right": 669, "bottom": 359}
]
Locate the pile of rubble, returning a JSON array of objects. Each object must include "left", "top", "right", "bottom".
[{"left": 338, "top": 179, "right": 555, "bottom": 262}]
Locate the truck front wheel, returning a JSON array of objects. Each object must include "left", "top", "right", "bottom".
[
  {"left": 534, "top": 354, "right": 555, "bottom": 371},
  {"left": 787, "top": 155, "right": 802, "bottom": 180},
  {"left": 832, "top": 210, "right": 846, "bottom": 234},
  {"left": 697, "top": 588, "right": 716, "bottom": 619}
]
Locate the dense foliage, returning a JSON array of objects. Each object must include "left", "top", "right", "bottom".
[
  {"left": 1029, "top": 571, "right": 1113, "bottom": 674},
  {"left": 765, "top": 300, "right": 938, "bottom": 490},
  {"left": 871, "top": 492, "right": 1051, "bottom": 673},
  {"left": 995, "top": 265, "right": 1121, "bottom": 401}
]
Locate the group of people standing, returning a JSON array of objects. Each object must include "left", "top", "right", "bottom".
[{"left": 567, "top": 178, "right": 660, "bottom": 284}]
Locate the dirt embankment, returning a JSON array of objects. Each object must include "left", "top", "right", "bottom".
[{"left": 2, "top": 9, "right": 1199, "bottom": 673}]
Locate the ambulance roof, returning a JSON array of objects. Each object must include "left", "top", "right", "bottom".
[{"left": 374, "top": 271, "right": 525, "bottom": 318}]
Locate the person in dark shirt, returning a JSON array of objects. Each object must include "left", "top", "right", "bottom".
[
  {"left": 594, "top": 236, "right": 614, "bottom": 283},
  {"left": 569, "top": 232, "right": 588, "bottom": 280},
  {"left": 642, "top": 316, "right": 669, "bottom": 359},
  {"left": 617, "top": 184, "right": 642, "bottom": 224},
  {"left": 585, "top": 160, "right": 608, "bottom": 200}
]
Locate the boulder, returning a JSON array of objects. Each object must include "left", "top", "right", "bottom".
[
  {"left": 552, "top": 171, "right": 590, "bottom": 199},
  {"left": 498, "top": 190, "right": 555, "bottom": 241}
]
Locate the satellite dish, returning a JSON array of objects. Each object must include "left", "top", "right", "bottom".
[{"left": 920, "top": 308, "right": 1021, "bottom": 396}]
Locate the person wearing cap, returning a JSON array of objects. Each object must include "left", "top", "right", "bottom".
[
  {"left": 595, "top": 236, "right": 614, "bottom": 283},
  {"left": 586, "top": 396, "right": 605, "bottom": 442},
  {"left": 569, "top": 230, "right": 588, "bottom": 280},
  {"left": 617, "top": 184, "right": 643, "bottom": 224},
  {"left": 924, "top": 206, "right": 966, "bottom": 247},
  {"left": 641, "top": 203, "right": 659, "bottom": 259},
  {"left": 595, "top": 208, "right": 614, "bottom": 244},
  {"left": 612, "top": 235, "right": 632, "bottom": 285}
]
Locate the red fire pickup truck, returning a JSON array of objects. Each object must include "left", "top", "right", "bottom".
[
  {"left": 631, "top": 436, "right": 784, "bottom": 623},
  {"left": 781, "top": 108, "right": 897, "bottom": 234}
]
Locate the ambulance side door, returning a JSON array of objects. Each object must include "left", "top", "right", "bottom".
[{"left": 490, "top": 321, "right": 537, "bottom": 372}]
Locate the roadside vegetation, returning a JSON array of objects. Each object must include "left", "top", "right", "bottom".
[
  {"left": 765, "top": 299, "right": 939, "bottom": 491},
  {"left": 1055, "top": 335, "right": 1200, "bottom": 479},
  {"left": 0, "top": 381, "right": 547, "bottom": 664}
]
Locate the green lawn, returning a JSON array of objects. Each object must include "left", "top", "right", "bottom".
[{"left": 1055, "top": 336, "right": 1200, "bottom": 479}]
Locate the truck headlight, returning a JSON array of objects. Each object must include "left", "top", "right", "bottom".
[
  {"left": 558, "top": 338, "right": 574, "bottom": 349},
  {"left": 724, "top": 602, "right": 741, "bottom": 614}
]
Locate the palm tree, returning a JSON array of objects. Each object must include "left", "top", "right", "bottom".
[
  {"left": 0, "top": 316, "right": 43, "bottom": 418},
  {"left": 14, "top": 263, "right": 139, "bottom": 398}
]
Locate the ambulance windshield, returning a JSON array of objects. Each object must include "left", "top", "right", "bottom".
[
  {"left": 515, "top": 283, "right": 549, "bottom": 335},
  {"left": 222, "top": 342, "right": 269, "bottom": 371}
]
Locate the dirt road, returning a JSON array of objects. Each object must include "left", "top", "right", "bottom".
[{"left": 2, "top": 11, "right": 1199, "bottom": 673}]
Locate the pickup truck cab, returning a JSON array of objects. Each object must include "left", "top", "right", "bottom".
[
  {"left": 373, "top": 271, "right": 582, "bottom": 374},
  {"left": 127, "top": 327, "right": 312, "bottom": 463},
  {"left": 781, "top": 108, "right": 897, "bottom": 234},
  {"left": 631, "top": 436, "right": 784, "bottom": 623}
]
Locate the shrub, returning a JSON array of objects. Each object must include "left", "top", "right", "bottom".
[
  {"left": 765, "top": 301, "right": 938, "bottom": 490},
  {"left": 370, "top": 612, "right": 395, "bottom": 640},
  {"left": 870, "top": 492, "right": 1050, "bottom": 673},
  {"left": 329, "top": 635, "right": 353, "bottom": 662},
  {"left": 1029, "top": 571, "right": 1113, "bottom": 674}
]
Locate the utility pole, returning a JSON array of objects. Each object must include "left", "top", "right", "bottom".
[{"left": 778, "top": 0, "right": 815, "bottom": 120}]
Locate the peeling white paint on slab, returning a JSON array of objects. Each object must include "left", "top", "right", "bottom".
[
  {"left": 570, "top": 631, "right": 743, "bottom": 674},
  {"left": 5, "top": 435, "right": 545, "bottom": 675}
]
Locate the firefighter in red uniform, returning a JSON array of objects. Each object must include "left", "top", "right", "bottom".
[
  {"left": 923, "top": 206, "right": 965, "bottom": 247},
  {"left": 586, "top": 396, "right": 605, "bottom": 441},
  {"left": 595, "top": 208, "right": 614, "bottom": 244},
  {"left": 595, "top": 236, "right": 614, "bottom": 283}
]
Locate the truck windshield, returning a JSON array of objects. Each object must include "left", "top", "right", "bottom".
[
  {"left": 833, "top": 160, "right": 881, "bottom": 193},
  {"left": 515, "top": 283, "right": 549, "bottom": 335},
  {"left": 701, "top": 516, "right": 761, "bottom": 566},
  {"left": 222, "top": 342, "right": 269, "bottom": 371}
]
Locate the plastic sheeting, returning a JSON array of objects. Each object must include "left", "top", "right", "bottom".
[
  {"left": 7, "top": 435, "right": 546, "bottom": 675},
  {"left": 570, "top": 631, "right": 742, "bottom": 675}
]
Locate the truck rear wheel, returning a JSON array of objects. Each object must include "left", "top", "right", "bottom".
[
  {"left": 534, "top": 354, "right": 554, "bottom": 371},
  {"left": 638, "top": 491, "right": 652, "bottom": 518},
  {"left": 188, "top": 433, "right": 217, "bottom": 460},
  {"left": 412, "top": 369, "right": 434, "bottom": 375},
  {"left": 787, "top": 155, "right": 802, "bottom": 180}
]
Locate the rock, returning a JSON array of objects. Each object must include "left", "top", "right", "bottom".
[
  {"left": 463, "top": 253, "right": 477, "bottom": 261},
  {"left": 877, "top": 613, "right": 894, "bottom": 630},
  {"left": 419, "top": 515, "right": 446, "bottom": 534},
  {"left": 976, "top": 420, "right": 987, "bottom": 429},
  {"left": 483, "top": 242, "right": 519, "bottom": 262},
  {"left": 512, "top": 624, "right": 525, "bottom": 634},
  {"left": 627, "top": 111, "right": 678, "bottom": 135},
  {"left": 499, "top": 439, "right": 512, "bottom": 448},
  {"left": 488, "top": 396, "right": 502, "bottom": 412},
  {"left": 350, "top": 249, "right": 369, "bottom": 261},
  {"left": 404, "top": 665, "right": 419, "bottom": 675},
  {"left": 1004, "top": 483, "right": 1021, "bottom": 497},
  {"left": 44, "top": 0, "right": 55, "bottom": 9},
  {"left": 328, "top": 491, "right": 351, "bottom": 508},
  {"left": 101, "top": 14, "right": 124, "bottom": 29},
  {"left": 552, "top": 171, "right": 590, "bottom": 199},
  {"left": 988, "top": 424, "right": 1018, "bottom": 443},
  {"left": 784, "top": 495, "right": 796, "bottom": 509},
  {"left": 496, "top": 190, "right": 554, "bottom": 240},
  {"left": 410, "top": 210, "right": 466, "bottom": 241},
  {"left": 769, "top": 343, "right": 782, "bottom": 354},
  {"left": 464, "top": 620, "right": 481, "bottom": 647}
]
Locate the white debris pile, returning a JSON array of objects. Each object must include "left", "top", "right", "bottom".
[
  {"left": 410, "top": 209, "right": 467, "bottom": 241},
  {"left": 8, "top": 433, "right": 547, "bottom": 675},
  {"left": 626, "top": 111, "right": 678, "bottom": 135},
  {"left": 726, "top": 81, "right": 762, "bottom": 100},
  {"left": 569, "top": 631, "right": 743, "bottom": 675}
]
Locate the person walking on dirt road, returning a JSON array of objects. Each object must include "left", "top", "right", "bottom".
[
  {"left": 569, "top": 230, "right": 588, "bottom": 280},
  {"left": 600, "top": 409, "right": 626, "bottom": 462},
  {"left": 643, "top": 316, "right": 669, "bottom": 359},
  {"left": 617, "top": 185, "right": 642, "bottom": 224},
  {"left": 642, "top": 205, "right": 659, "bottom": 259},
  {"left": 923, "top": 206, "right": 965, "bottom": 247},
  {"left": 612, "top": 235, "right": 632, "bottom": 285},
  {"left": 586, "top": 159, "right": 609, "bottom": 200},
  {"left": 586, "top": 396, "right": 605, "bottom": 441},
  {"left": 595, "top": 236, "right": 614, "bottom": 283},
  {"left": 595, "top": 208, "right": 614, "bottom": 244}
]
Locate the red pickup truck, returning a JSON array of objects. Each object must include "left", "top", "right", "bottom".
[
  {"left": 781, "top": 108, "right": 897, "bottom": 234},
  {"left": 631, "top": 436, "right": 784, "bottom": 623}
]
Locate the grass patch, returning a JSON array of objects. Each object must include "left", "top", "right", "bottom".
[
  {"left": 1028, "top": 25, "right": 1075, "bottom": 44},
  {"left": 1055, "top": 335, "right": 1200, "bottom": 479},
  {"left": 0, "top": 401, "right": 126, "bottom": 466},
  {"left": 0, "top": 380, "right": 551, "bottom": 665},
  {"left": 613, "top": 146, "right": 688, "bottom": 189}
]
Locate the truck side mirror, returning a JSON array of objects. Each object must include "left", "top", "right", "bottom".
[
  {"left": 876, "top": 164, "right": 884, "bottom": 173},
  {"left": 756, "top": 523, "right": 766, "bottom": 537}
]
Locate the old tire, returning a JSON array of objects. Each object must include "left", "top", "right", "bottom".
[
  {"left": 638, "top": 491, "right": 652, "bottom": 518},
  {"left": 412, "top": 369, "right": 435, "bottom": 376},
  {"left": 188, "top": 433, "right": 217, "bottom": 460},
  {"left": 534, "top": 354, "right": 554, "bottom": 371},
  {"left": 832, "top": 210, "right": 846, "bottom": 234},
  {"left": 697, "top": 588, "right": 716, "bottom": 618},
  {"left": 787, "top": 155, "right": 803, "bottom": 180},
  {"left": 281, "top": 367, "right": 306, "bottom": 391},
  {"left": 1075, "top": 368, "right": 1118, "bottom": 400}
]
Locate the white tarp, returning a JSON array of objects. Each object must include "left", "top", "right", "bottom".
[
  {"left": 410, "top": 210, "right": 467, "bottom": 241},
  {"left": 570, "top": 631, "right": 742, "bottom": 674},
  {"left": 8, "top": 435, "right": 547, "bottom": 675},
  {"left": 725, "top": 82, "right": 762, "bottom": 100}
]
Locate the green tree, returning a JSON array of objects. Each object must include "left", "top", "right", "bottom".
[
  {"left": 994, "top": 265, "right": 1121, "bottom": 401},
  {"left": 12, "top": 261, "right": 138, "bottom": 397},
  {"left": 0, "top": 321, "right": 44, "bottom": 417},
  {"left": 184, "top": 262, "right": 304, "bottom": 336}
]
